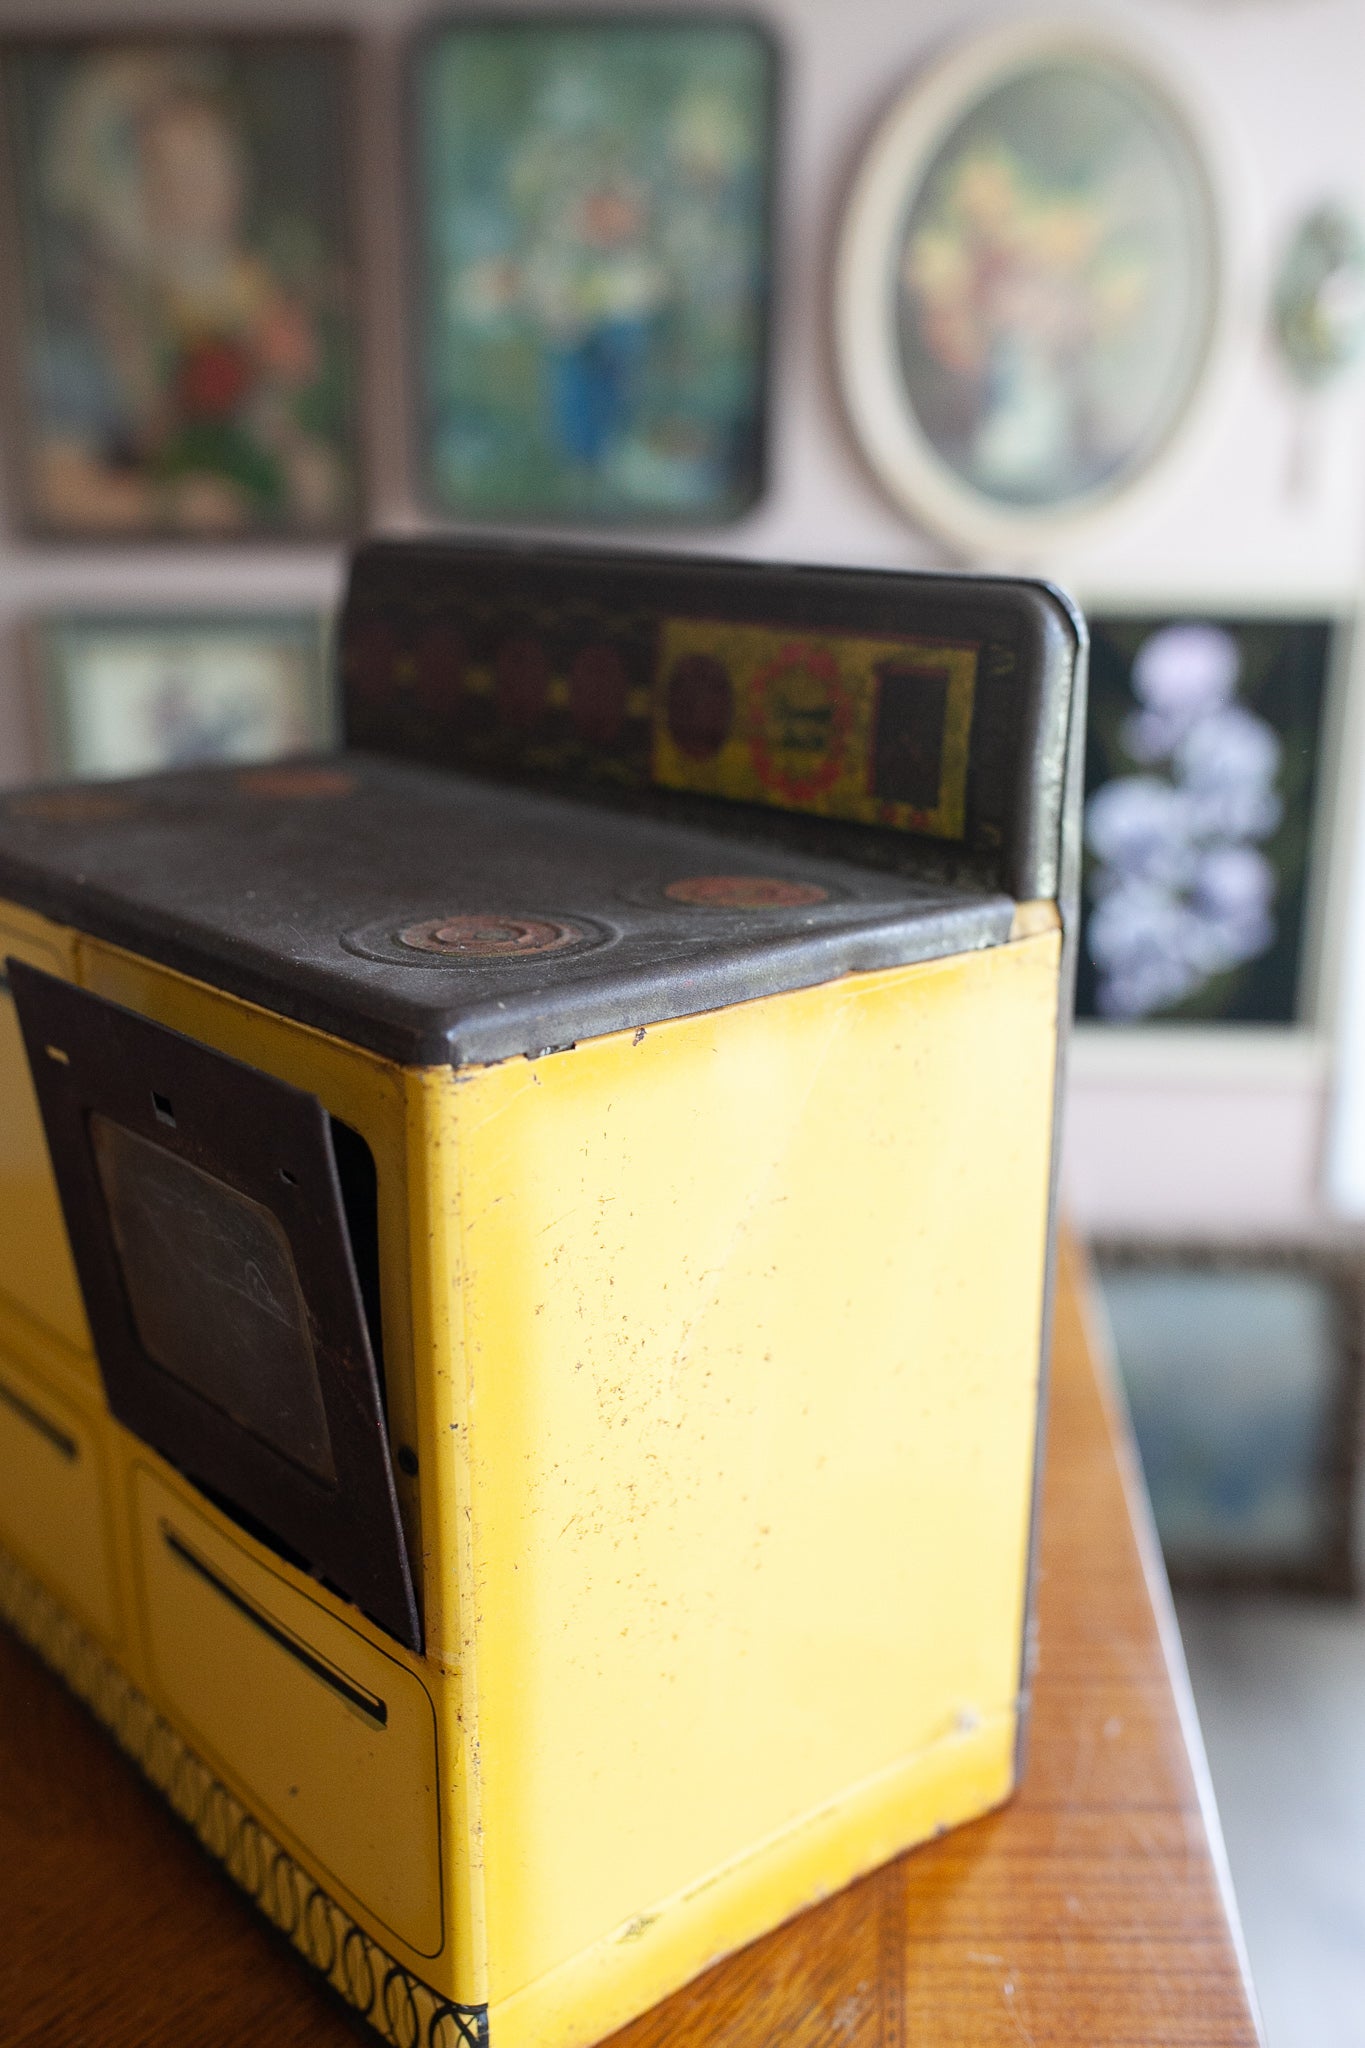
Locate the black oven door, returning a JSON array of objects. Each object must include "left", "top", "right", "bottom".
[{"left": 8, "top": 962, "right": 420, "bottom": 1651}]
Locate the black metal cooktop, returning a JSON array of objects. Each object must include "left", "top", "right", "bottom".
[{"left": 0, "top": 752, "right": 1014, "bottom": 1067}]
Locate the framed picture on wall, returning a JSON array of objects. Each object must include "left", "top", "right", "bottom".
[
  {"left": 0, "top": 35, "right": 362, "bottom": 538},
  {"left": 410, "top": 14, "right": 776, "bottom": 526},
  {"left": 1076, "top": 614, "right": 1333, "bottom": 1025},
  {"left": 33, "top": 614, "right": 333, "bottom": 780},
  {"left": 835, "top": 19, "right": 1233, "bottom": 556},
  {"left": 1093, "top": 1241, "right": 1363, "bottom": 1593}
]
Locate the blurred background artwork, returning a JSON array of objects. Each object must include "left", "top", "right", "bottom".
[
  {"left": 1272, "top": 203, "right": 1365, "bottom": 397},
  {"left": 836, "top": 23, "right": 1222, "bottom": 553},
  {"left": 1077, "top": 616, "right": 1330, "bottom": 1025},
  {"left": 1094, "top": 1245, "right": 1361, "bottom": 1593},
  {"left": 34, "top": 614, "right": 330, "bottom": 779},
  {"left": 899, "top": 58, "right": 1212, "bottom": 509},
  {"left": 1, "top": 36, "right": 360, "bottom": 537},
  {"left": 412, "top": 17, "right": 773, "bottom": 523}
]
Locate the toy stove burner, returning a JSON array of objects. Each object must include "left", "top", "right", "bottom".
[
  {"left": 340, "top": 909, "right": 610, "bottom": 970},
  {"left": 237, "top": 766, "right": 357, "bottom": 801},
  {"left": 662, "top": 876, "right": 831, "bottom": 909},
  {"left": 7, "top": 789, "right": 144, "bottom": 825},
  {"left": 398, "top": 914, "right": 585, "bottom": 959}
]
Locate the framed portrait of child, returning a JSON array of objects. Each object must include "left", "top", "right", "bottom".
[{"left": 0, "top": 36, "right": 362, "bottom": 538}]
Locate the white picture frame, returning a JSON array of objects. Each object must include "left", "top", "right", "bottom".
[
  {"left": 34, "top": 613, "right": 333, "bottom": 783},
  {"left": 834, "top": 15, "right": 1246, "bottom": 559}
]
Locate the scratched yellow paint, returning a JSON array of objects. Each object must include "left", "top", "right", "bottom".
[
  {"left": 0, "top": 901, "right": 1061, "bottom": 2048},
  {"left": 449, "top": 932, "right": 1060, "bottom": 2043},
  {"left": 0, "top": 905, "right": 92, "bottom": 1360}
]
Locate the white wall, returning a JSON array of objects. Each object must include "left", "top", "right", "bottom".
[{"left": 1, "top": 0, "right": 1363, "bottom": 1234}]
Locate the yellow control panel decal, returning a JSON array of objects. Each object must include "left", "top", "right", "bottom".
[{"left": 653, "top": 618, "right": 977, "bottom": 838}]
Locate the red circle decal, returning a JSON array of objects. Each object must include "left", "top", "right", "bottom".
[
  {"left": 569, "top": 644, "right": 630, "bottom": 744},
  {"left": 666, "top": 653, "right": 734, "bottom": 760},
  {"left": 495, "top": 636, "right": 550, "bottom": 729},
  {"left": 750, "top": 644, "right": 851, "bottom": 803}
]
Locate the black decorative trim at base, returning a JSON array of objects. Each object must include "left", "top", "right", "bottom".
[{"left": 0, "top": 1546, "right": 488, "bottom": 2048}]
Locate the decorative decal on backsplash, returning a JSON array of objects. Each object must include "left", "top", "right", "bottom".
[{"left": 653, "top": 619, "right": 977, "bottom": 839}]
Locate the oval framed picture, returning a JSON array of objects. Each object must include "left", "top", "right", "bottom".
[{"left": 835, "top": 18, "right": 1235, "bottom": 555}]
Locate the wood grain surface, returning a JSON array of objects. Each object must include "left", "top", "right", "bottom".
[{"left": 0, "top": 1236, "right": 1261, "bottom": 2047}]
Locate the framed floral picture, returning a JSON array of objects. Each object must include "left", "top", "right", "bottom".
[
  {"left": 835, "top": 20, "right": 1231, "bottom": 554},
  {"left": 35, "top": 614, "right": 333, "bottom": 781},
  {"left": 410, "top": 15, "right": 776, "bottom": 525},
  {"left": 0, "top": 36, "right": 362, "bottom": 538},
  {"left": 1093, "top": 1241, "right": 1363, "bottom": 1594},
  {"left": 1076, "top": 615, "right": 1333, "bottom": 1026}
]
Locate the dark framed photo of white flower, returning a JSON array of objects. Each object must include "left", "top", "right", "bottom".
[{"left": 1076, "top": 615, "right": 1333, "bottom": 1025}]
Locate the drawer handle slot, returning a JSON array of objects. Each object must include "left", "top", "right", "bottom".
[
  {"left": 162, "top": 1526, "right": 388, "bottom": 1728},
  {"left": 0, "top": 1376, "right": 77, "bottom": 1461}
]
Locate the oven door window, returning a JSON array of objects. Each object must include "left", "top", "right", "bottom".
[
  {"left": 7, "top": 961, "right": 420, "bottom": 1650},
  {"left": 91, "top": 1116, "right": 336, "bottom": 1486}
]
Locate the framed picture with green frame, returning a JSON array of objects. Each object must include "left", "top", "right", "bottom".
[{"left": 409, "top": 13, "right": 778, "bottom": 527}]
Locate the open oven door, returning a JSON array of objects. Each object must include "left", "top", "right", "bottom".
[{"left": 7, "top": 961, "right": 420, "bottom": 1651}]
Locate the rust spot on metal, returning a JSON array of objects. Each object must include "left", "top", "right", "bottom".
[
  {"left": 236, "top": 765, "right": 357, "bottom": 800},
  {"left": 663, "top": 875, "right": 830, "bottom": 909},
  {"left": 397, "top": 913, "right": 587, "bottom": 960},
  {"left": 9, "top": 788, "right": 140, "bottom": 824}
]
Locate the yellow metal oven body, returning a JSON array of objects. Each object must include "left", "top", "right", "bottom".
[{"left": 0, "top": 543, "right": 1083, "bottom": 2048}]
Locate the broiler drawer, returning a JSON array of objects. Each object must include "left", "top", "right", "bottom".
[
  {"left": 132, "top": 1466, "right": 443, "bottom": 1959},
  {"left": 0, "top": 1352, "right": 118, "bottom": 1643}
]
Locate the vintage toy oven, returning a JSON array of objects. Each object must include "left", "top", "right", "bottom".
[{"left": 0, "top": 542, "right": 1082, "bottom": 2048}]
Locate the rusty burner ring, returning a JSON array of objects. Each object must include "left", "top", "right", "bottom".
[
  {"left": 236, "top": 765, "right": 357, "bottom": 801},
  {"left": 662, "top": 876, "right": 831, "bottom": 910},
  {"left": 397, "top": 914, "right": 586, "bottom": 960},
  {"left": 7, "top": 788, "right": 144, "bottom": 825},
  {"left": 341, "top": 909, "right": 610, "bottom": 970}
]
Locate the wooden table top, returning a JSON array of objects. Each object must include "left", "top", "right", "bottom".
[{"left": 0, "top": 1234, "right": 1261, "bottom": 2048}]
